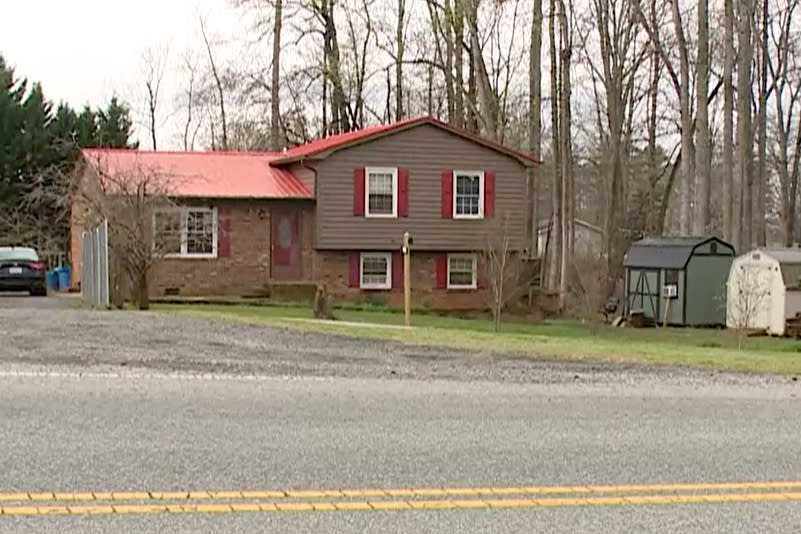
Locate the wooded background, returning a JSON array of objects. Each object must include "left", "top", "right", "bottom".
[{"left": 2, "top": 0, "right": 801, "bottom": 303}]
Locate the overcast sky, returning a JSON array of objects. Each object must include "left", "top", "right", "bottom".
[{"left": 1, "top": 0, "right": 241, "bottom": 147}]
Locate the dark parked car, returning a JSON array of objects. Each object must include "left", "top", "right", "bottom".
[{"left": 0, "top": 246, "right": 47, "bottom": 296}]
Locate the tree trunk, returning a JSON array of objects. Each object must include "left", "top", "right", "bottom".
[
  {"left": 723, "top": 0, "right": 735, "bottom": 244},
  {"left": 529, "top": 0, "right": 543, "bottom": 256},
  {"left": 427, "top": 63, "right": 434, "bottom": 116},
  {"left": 671, "top": 0, "right": 695, "bottom": 235},
  {"left": 271, "top": 0, "right": 283, "bottom": 150},
  {"left": 396, "top": 0, "right": 405, "bottom": 120},
  {"left": 438, "top": 0, "right": 456, "bottom": 122},
  {"left": 647, "top": 0, "right": 660, "bottom": 234},
  {"left": 200, "top": 17, "right": 228, "bottom": 150},
  {"left": 453, "top": 0, "right": 465, "bottom": 128},
  {"left": 558, "top": 0, "right": 571, "bottom": 310},
  {"left": 466, "top": 0, "right": 480, "bottom": 132},
  {"left": 694, "top": 0, "right": 710, "bottom": 234},
  {"left": 548, "top": 0, "right": 562, "bottom": 291},
  {"left": 755, "top": 0, "right": 768, "bottom": 246},
  {"left": 738, "top": 0, "right": 754, "bottom": 249},
  {"left": 137, "top": 270, "right": 149, "bottom": 311}
]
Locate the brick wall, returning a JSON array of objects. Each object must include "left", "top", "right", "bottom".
[
  {"left": 314, "top": 250, "right": 491, "bottom": 310},
  {"left": 148, "top": 200, "right": 313, "bottom": 297}
]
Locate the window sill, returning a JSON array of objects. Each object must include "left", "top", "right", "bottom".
[
  {"left": 163, "top": 253, "right": 218, "bottom": 260},
  {"left": 453, "top": 214, "right": 484, "bottom": 220},
  {"left": 364, "top": 213, "right": 398, "bottom": 219},
  {"left": 445, "top": 286, "right": 478, "bottom": 291}
]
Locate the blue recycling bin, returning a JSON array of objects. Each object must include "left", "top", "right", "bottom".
[
  {"left": 46, "top": 270, "right": 59, "bottom": 290},
  {"left": 57, "top": 267, "right": 71, "bottom": 291}
]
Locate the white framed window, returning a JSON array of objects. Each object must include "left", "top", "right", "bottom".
[
  {"left": 447, "top": 253, "right": 477, "bottom": 289},
  {"left": 453, "top": 171, "right": 484, "bottom": 219},
  {"left": 360, "top": 252, "right": 392, "bottom": 289},
  {"left": 365, "top": 167, "right": 398, "bottom": 217},
  {"left": 154, "top": 206, "right": 218, "bottom": 258}
]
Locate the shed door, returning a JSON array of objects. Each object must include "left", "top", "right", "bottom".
[
  {"left": 271, "top": 209, "right": 301, "bottom": 280},
  {"left": 627, "top": 269, "right": 660, "bottom": 321}
]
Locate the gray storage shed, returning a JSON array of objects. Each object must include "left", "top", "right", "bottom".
[{"left": 623, "top": 236, "right": 735, "bottom": 326}]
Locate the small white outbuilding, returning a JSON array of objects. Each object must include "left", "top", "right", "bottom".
[{"left": 726, "top": 248, "right": 801, "bottom": 335}]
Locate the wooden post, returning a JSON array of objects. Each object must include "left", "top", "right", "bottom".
[{"left": 403, "top": 231, "right": 411, "bottom": 327}]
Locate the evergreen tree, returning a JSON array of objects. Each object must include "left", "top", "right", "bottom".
[{"left": 0, "top": 53, "right": 136, "bottom": 253}]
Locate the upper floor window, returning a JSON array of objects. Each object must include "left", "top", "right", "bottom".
[
  {"left": 453, "top": 171, "right": 484, "bottom": 219},
  {"left": 366, "top": 167, "right": 398, "bottom": 217},
  {"left": 154, "top": 206, "right": 217, "bottom": 258}
]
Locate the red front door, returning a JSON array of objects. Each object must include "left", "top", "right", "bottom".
[{"left": 271, "top": 210, "right": 302, "bottom": 280}]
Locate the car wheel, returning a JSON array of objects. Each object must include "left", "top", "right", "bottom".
[{"left": 30, "top": 288, "right": 47, "bottom": 297}]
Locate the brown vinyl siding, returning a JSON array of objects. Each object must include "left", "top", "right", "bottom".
[
  {"left": 313, "top": 123, "right": 528, "bottom": 251},
  {"left": 287, "top": 162, "right": 317, "bottom": 197}
]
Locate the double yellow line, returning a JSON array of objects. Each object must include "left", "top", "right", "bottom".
[{"left": 2, "top": 481, "right": 801, "bottom": 517}]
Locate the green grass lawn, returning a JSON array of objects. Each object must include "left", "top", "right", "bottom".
[{"left": 156, "top": 303, "right": 801, "bottom": 376}]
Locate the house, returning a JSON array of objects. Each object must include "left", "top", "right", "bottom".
[
  {"left": 536, "top": 217, "right": 603, "bottom": 260},
  {"left": 726, "top": 248, "right": 801, "bottom": 335},
  {"left": 71, "top": 116, "right": 538, "bottom": 310},
  {"left": 623, "top": 236, "right": 735, "bottom": 326}
]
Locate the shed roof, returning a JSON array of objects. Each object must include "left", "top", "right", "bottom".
[
  {"left": 757, "top": 248, "right": 801, "bottom": 265},
  {"left": 623, "top": 236, "right": 731, "bottom": 269},
  {"left": 750, "top": 248, "right": 801, "bottom": 288}
]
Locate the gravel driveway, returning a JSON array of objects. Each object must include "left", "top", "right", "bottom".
[{"left": 0, "top": 294, "right": 795, "bottom": 387}]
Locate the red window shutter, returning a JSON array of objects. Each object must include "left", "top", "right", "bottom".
[
  {"left": 398, "top": 169, "right": 409, "bottom": 217},
  {"left": 441, "top": 171, "right": 453, "bottom": 218},
  {"left": 348, "top": 253, "right": 361, "bottom": 287},
  {"left": 217, "top": 207, "right": 231, "bottom": 258},
  {"left": 484, "top": 171, "right": 495, "bottom": 217},
  {"left": 392, "top": 251, "right": 403, "bottom": 291},
  {"left": 436, "top": 254, "right": 448, "bottom": 289},
  {"left": 353, "top": 168, "right": 366, "bottom": 216}
]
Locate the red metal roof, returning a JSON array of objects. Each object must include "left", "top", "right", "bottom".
[
  {"left": 80, "top": 149, "right": 312, "bottom": 199},
  {"left": 272, "top": 116, "right": 539, "bottom": 166}
]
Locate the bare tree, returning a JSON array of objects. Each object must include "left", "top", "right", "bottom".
[
  {"left": 396, "top": 0, "right": 406, "bottom": 120},
  {"left": 180, "top": 52, "right": 202, "bottom": 151},
  {"left": 581, "top": 0, "right": 648, "bottom": 295},
  {"left": 140, "top": 45, "right": 170, "bottom": 150},
  {"left": 547, "top": 0, "right": 562, "bottom": 292},
  {"left": 755, "top": 0, "right": 770, "bottom": 246},
  {"left": 727, "top": 262, "right": 769, "bottom": 348},
  {"left": 738, "top": 0, "right": 755, "bottom": 249},
  {"left": 272, "top": 0, "right": 283, "bottom": 149},
  {"left": 558, "top": 0, "right": 574, "bottom": 310},
  {"left": 483, "top": 214, "right": 524, "bottom": 331},
  {"left": 529, "top": 0, "right": 543, "bottom": 256},
  {"left": 77, "top": 154, "right": 179, "bottom": 310},
  {"left": 768, "top": 0, "right": 801, "bottom": 245},
  {"left": 200, "top": 16, "right": 228, "bottom": 150},
  {"left": 695, "top": 0, "right": 711, "bottom": 234},
  {"left": 723, "top": 0, "right": 735, "bottom": 243},
  {"left": 630, "top": 0, "right": 696, "bottom": 235},
  {"left": 0, "top": 152, "right": 75, "bottom": 258}
]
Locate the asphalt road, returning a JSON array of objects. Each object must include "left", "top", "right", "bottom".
[{"left": 1, "top": 295, "right": 800, "bottom": 532}]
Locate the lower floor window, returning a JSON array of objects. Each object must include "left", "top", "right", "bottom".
[
  {"left": 448, "top": 253, "right": 477, "bottom": 289},
  {"left": 154, "top": 207, "right": 217, "bottom": 258},
  {"left": 360, "top": 252, "right": 391, "bottom": 289}
]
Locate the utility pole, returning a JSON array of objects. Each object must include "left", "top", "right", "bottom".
[{"left": 402, "top": 231, "right": 412, "bottom": 327}]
